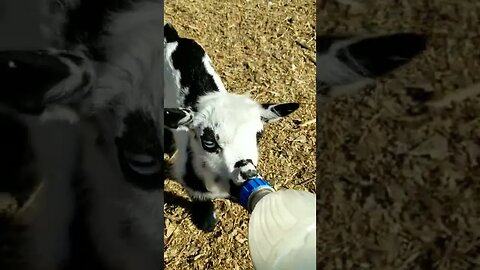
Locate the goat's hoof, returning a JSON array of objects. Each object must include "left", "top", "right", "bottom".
[
  {"left": 191, "top": 201, "right": 217, "bottom": 232},
  {"left": 193, "top": 211, "right": 217, "bottom": 232}
]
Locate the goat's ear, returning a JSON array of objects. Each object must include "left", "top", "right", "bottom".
[
  {"left": 317, "top": 33, "right": 427, "bottom": 96},
  {"left": 164, "top": 108, "right": 194, "bottom": 130},
  {"left": 341, "top": 33, "right": 427, "bottom": 78},
  {"left": 0, "top": 49, "right": 94, "bottom": 114},
  {"left": 260, "top": 103, "right": 299, "bottom": 123}
]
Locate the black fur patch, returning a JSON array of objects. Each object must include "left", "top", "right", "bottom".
[
  {"left": 0, "top": 108, "right": 39, "bottom": 205},
  {"left": 256, "top": 131, "right": 263, "bottom": 143},
  {"left": 316, "top": 35, "right": 351, "bottom": 54},
  {"left": 234, "top": 159, "right": 253, "bottom": 168},
  {"left": 190, "top": 199, "right": 217, "bottom": 232},
  {"left": 164, "top": 108, "right": 193, "bottom": 129},
  {"left": 337, "top": 33, "right": 427, "bottom": 78},
  {"left": 116, "top": 110, "right": 163, "bottom": 191},
  {"left": 169, "top": 37, "right": 221, "bottom": 109},
  {"left": 229, "top": 179, "right": 242, "bottom": 200},
  {"left": 119, "top": 110, "right": 162, "bottom": 158},
  {"left": 164, "top": 23, "right": 180, "bottom": 43},
  {"left": 261, "top": 103, "right": 300, "bottom": 121}
]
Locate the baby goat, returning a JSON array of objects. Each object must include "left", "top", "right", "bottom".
[{"left": 164, "top": 23, "right": 299, "bottom": 231}]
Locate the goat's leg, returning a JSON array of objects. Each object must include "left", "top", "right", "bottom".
[{"left": 190, "top": 199, "right": 217, "bottom": 232}]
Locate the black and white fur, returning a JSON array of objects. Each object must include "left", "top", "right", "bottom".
[
  {"left": 0, "top": 1, "right": 165, "bottom": 270},
  {"left": 163, "top": 24, "right": 299, "bottom": 231}
]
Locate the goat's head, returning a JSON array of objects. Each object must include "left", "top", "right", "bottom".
[
  {"left": 0, "top": 44, "right": 164, "bottom": 190},
  {"left": 166, "top": 95, "right": 298, "bottom": 188}
]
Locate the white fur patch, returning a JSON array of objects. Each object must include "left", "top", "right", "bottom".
[
  {"left": 164, "top": 41, "right": 187, "bottom": 107},
  {"left": 202, "top": 55, "right": 227, "bottom": 93}
]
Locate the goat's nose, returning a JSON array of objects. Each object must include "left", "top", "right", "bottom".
[
  {"left": 241, "top": 169, "right": 258, "bottom": 180},
  {"left": 233, "top": 159, "right": 258, "bottom": 182}
]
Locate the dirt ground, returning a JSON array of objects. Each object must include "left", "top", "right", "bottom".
[
  {"left": 317, "top": 0, "right": 480, "bottom": 269},
  {"left": 164, "top": 0, "right": 316, "bottom": 269}
]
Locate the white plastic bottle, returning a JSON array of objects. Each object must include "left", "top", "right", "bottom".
[{"left": 239, "top": 177, "right": 316, "bottom": 270}]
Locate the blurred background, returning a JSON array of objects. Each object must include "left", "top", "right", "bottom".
[
  {"left": 317, "top": 1, "right": 480, "bottom": 269},
  {"left": 0, "top": 0, "right": 52, "bottom": 49}
]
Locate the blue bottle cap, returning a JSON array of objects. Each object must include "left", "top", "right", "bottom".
[{"left": 239, "top": 177, "right": 273, "bottom": 210}]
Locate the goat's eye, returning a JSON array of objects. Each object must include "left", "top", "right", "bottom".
[
  {"left": 200, "top": 127, "right": 220, "bottom": 152},
  {"left": 202, "top": 139, "right": 216, "bottom": 148},
  {"left": 201, "top": 138, "right": 220, "bottom": 152}
]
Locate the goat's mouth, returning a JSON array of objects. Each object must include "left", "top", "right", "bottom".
[{"left": 228, "top": 173, "right": 261, "bottom": 202}]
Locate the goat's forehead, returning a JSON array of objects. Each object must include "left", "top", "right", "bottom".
[
  {"left": 198, "top": 109, "right": 262, "bottom": 132},
  {"left": 196, "top": 96, "right": 262, "bottom": 126},
  {"left": 193, "top": 107, "right": 263, "bottom": 141}
]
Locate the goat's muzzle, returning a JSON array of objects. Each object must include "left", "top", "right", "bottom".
[{"left": 232, "top": 159, "right": 258, "bottom": 185}]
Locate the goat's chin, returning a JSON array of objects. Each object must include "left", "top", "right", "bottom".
[{"left": 227, "top": 178, "right": 243, "bottom": 201}]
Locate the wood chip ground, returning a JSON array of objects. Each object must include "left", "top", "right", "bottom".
[{"left": 317, "top": 1, "right": 480, "bottom": 269}]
